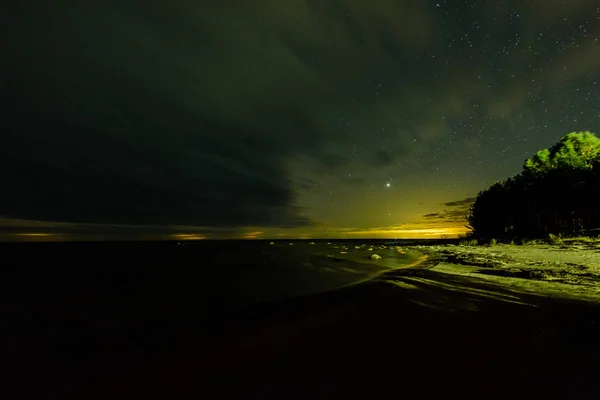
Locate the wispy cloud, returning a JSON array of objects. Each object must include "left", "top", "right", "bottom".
[
  {"left": 415, "top": 196, "right": 476, "bottom": 235},
  {"left": 442, "top": 198, "right": 477, "bottom": 208}
]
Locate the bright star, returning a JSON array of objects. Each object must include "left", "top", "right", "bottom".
[{"left": 386, "top": 183, "right": 391, "bottom": 187}]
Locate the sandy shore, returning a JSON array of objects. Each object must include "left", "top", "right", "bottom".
[{"left": 401, "top": 240, "right": 600, "bottom": 304}]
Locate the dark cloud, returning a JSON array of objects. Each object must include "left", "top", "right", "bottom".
[
  {"left": 443, "top": 198, "right": 477, "bottom": 208},
  {"left": 1, "top": 1, "right": 599, "bottom": 233},
  {"left": 1, "top": 2, "right": 324, "bottom": 226},
  {"left": 370, "top": 149, "right": 396, "bottom": 167},
  {"left": 445, "top": 209, "right": 472, "bottom": 220},
  {"left": 423, "top": 213, "right": 443, "bottom": 219},
  {"left": 423, "top": 197, "right": 476, "bottom": 224},
  {"left": 0, "top": 0, "right": 429, "bottom": 227},
  {"left": 346, "top": 177, "right": 368, "bottom": 186},
  {"left": 297, "top": 178, "right": 318, "bottom": 191}
]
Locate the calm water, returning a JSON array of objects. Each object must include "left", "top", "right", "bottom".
[
  {"left": 2, "top": 240, "right": 424, "bottom": 322},
  {"left": 204, "top": 240, "right": 424, "bottom": 308}
]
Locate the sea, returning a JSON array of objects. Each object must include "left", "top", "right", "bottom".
[
  {"left": 2, "top": 239, "right": 428, "bottom": 321},
  {"left": 3, "top": 238, "right": 429, "bottom": 389}
]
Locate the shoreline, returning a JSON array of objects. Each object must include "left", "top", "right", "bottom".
[
  {"left": 399, "top": 241, "right": 600, "bottom": 304},
  {"left": 211, "top": 241, "right": 600, "bottom": 348},
  {"left": 222, "top": 249, "right": 431, "bottom": 320},
  {"left": 29, "top": 241, "right": 600, "bottom": 398},
  {"left": 193, "top": 242, "right": 600, "bottom": 399}
]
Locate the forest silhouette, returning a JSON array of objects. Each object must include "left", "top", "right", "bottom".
[{"left": 468, "top": 131, "right": 600, "bottom": 239}]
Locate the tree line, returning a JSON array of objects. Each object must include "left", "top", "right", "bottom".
[{"left": 467, "top": 131, "right": 600, "bottom": 239}]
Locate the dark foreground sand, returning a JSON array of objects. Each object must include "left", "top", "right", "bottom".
[
  {"left": 62, "top": 244, "right": 600, "bottom": 400},
  {"left": 8, "top": 242, "right": 600, "bottom": 399}
]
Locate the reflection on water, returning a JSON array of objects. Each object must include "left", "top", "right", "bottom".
[
  {"left": 233, "top": 240, "right": 423, "bottom": 306},
  {"left": 1, "top": 239, "right": 426, "bottom": 318}
]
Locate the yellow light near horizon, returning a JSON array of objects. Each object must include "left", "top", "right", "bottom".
[{"left": 342, "top": 225, "right": 467, "bottom": 239}]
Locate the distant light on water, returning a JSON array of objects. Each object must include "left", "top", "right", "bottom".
[{"left": 169, "top": 233, "right": 207, "bottom": 240}]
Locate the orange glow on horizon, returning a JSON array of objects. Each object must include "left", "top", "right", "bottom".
[
  {"left": 0, "top": 232, "right": 68, "bottom": 242},
  {"left": 240, "top": 231, "right": 264, "bottom": 239},
  {"left": 14, "top": 232, "right": 54, "bottom": 237},
  {"left": 169, "top": 233, "right": 208, "bottom": 240}
]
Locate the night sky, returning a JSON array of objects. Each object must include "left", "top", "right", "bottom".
[{"left": 1, "top": 1, "right": 599, "bottom": 240}]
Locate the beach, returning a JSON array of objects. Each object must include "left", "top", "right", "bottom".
[
  {"left": 85, "top": 240, "right": 600, "bottom": 399},
  {"left": 6, "top": 239, "right": 600, "bottom": 399},
  {"left": 404, "top": 239, "right": 600, "bottom": 303}
]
